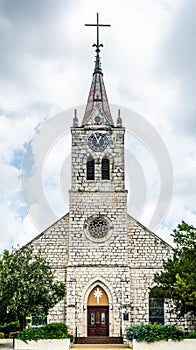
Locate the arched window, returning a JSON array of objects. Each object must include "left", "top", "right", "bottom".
[
  {"left": 149, "top": 289, "right": 164, "bottom": 324},
  {"left": 102, "top": 157, "right": 110, "bottom": 180},
  {"left": 87, "top": 156, "right": 94, "bottom": 180}
]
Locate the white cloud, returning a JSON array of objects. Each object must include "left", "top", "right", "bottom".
[{"left": 0, "top": 0, "right": 196, "bottom": 251}]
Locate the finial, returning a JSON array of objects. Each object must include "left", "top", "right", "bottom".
[
  {"left": 73, "top": 109, "right": 78, "bottom": 127},
  {"left": 117, "top": 109, "right": 123, "bottom": 127},
  {"left": 85, "top": 13, "right": 111, "bottom": 74}
]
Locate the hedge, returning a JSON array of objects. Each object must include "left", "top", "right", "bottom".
[
  {"left": 126, "top": 324, "right": 184, "bottom": 343},
  {"left": 17, "top": 323, "right": 71, "bottom": 343}
]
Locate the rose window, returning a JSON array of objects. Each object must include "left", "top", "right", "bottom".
[{"left": 88, "top": 217, "right": 108, "bottom": 238}]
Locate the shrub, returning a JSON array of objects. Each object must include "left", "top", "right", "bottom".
[
  {"left": 126, "top": 324, "right": 184, "bottom": 343},
  {"left": 17, "top": 322, "right": 70, "bottom": 343},
  {"left": 0, "top": 332, "right": 4, "bottom": 339},
  {"left": 0, "top": 322, "right": 20, "bottom": 338},
  {"left": 185, "top": 331, "right": 196, "bottom": 339}
]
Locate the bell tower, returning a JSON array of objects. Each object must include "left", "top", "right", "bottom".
[{"left": 66, "top": 14, "right": 130, "bottom": 338}]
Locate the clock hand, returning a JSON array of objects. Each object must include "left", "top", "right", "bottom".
[
  {"left": 97, "top": 135, "right": 102, "bottom": 145},
  {"left": 94, "top": 133, "right": 102, "bottom": 145},
  {"left": 94, "top": 133, "right": 99, "bottom": 144}
]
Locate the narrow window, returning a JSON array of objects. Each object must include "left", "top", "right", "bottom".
[
  {"left": 87, "top": 156, "right": 94, "bottom": 180},
  {"left": 101, "top": 312, "right": 105, "bottom": 324},
  {"left": 149, "top": 292, "right": 164, "bottom": 324},
  {"left": 91, "top": 313, "right": 95, "bottom": 325},
  {"left": 102, "top": 157, "right": 110, "bottom": 180}
]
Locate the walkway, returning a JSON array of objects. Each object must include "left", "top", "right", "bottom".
[{"left": 0, "top": 340, "right": 131, "bottom": 349}]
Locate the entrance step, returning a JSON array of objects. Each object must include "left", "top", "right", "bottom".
[
  {"left": 72, "top": 345, "right": 129, "bottom": 349},
  {"left": 75, "top": 337, "right": 124, "bottom": 344}
]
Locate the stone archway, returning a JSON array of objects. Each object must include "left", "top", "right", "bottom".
[
  {"left": 82, "top": 279, "right": 114, "bottom": 337},
  {"left": 87, "top": 286, "right": 109, "bottom": 336}
]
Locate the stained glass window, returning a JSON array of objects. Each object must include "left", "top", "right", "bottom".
[
  {"left": 149, "top": 298, "right": 164, "bottom": 324},
  {"left": 88, "top": 217, "right": 108, "bottom": 238}
]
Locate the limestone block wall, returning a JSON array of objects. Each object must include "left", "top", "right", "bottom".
[
  {"left": 127, "top": 215, "right": 173, "bottom": 269},
  {"left": 28, "top": 214, "right": 69, "bottom": 323},
  {"left": 127, "top": 215, "right": 196, "bottom": 329},
  {"left": 66, "top": 266, "right": 131, "bottom": 337},
  {"left": 67, "top": 187, "right": 130, "bottom": 336},
  {"left": 69, "top": 190, "right": 128, "bottom": 266},
  {"left": 129, "top": 268, "right": 164, "bottom": 324},
  {"left": 127, "top": 215, "right": 173, "bottom": 325},
  {"left": 29, "top": 214, "right": 69, "bottom": 267},
  {"left": 71, "top": 127, "right": 125, "bottom": 192}
]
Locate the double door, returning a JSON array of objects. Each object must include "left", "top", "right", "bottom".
[{"left": 88, "top": 306, "right": 109, "bottom": 336}]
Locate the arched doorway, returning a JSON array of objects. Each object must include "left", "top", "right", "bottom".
[{"left": 87, "top": 285, "right": 109, "bottom": 336}]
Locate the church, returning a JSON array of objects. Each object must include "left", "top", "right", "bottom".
[{"left": 27, "top": 15, "right": 186, "bottom": 341}]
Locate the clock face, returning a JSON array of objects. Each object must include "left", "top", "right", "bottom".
[
  {"left": 94, "top": 115, "right": 101, "bottom": 125},
  {"left": 88, "top": 133, "right": 108, "bottom": 152}
]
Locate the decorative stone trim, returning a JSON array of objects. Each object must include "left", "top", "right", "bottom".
[{"left": 84, "top": 214, "right": 113, "bottom": 243}]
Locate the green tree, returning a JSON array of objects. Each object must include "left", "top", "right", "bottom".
[
  {"left": 0, "top": 246, "right": 66, "bottom": 330},
  {"left": 152, "top": 221, "right": 196, "bottom": 316}
]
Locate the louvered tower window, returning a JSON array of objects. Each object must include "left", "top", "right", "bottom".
[
  {"left": 87, "top": 156, "right": 95, "bottom": 180},
  {"left": 102, "top": 157, "right": 110, "bottom": 180}
]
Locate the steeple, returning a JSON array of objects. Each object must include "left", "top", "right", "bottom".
[{"left": 81, "top": 14, "right": 114, "bottom": 127}]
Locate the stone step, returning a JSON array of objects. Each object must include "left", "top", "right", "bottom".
[
  {"left": 75, "top": 337, "right": 124, "bottom": 344},
  {"left": 72, "top": 345, "right": 129, "bottom": 349}
]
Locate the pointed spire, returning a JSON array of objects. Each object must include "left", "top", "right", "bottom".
[
  {"left": 117, "top": 109, "right": 123, "bottom": 127},
  {"left": 81, "top": 14, "right": 114, "bottom": 127},
  {"left": 73, "top": 109, "right": 78, "bottom": 127}
]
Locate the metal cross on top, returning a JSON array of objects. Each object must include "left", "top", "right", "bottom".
[{"left": 85, "top": 13, "right": 110, "bottom": 50}]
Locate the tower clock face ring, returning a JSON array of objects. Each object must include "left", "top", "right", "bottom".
[{"left": 88, "top": 132, "right": 108, "bottom": 152}]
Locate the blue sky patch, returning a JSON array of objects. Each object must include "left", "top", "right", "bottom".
[{"left": 10, "top": 149, "right": 24, "bottom": 170}]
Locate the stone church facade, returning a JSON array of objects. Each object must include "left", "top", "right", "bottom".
[{"left": 27, "top": 33, "right": 192, "bottom": 338}]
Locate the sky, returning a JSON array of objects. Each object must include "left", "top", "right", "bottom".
[{"left": 0, "top": 0, "right": 195, "bottom": 251}]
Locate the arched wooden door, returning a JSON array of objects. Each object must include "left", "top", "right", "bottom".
[{"left": 87, "top": 286, "right": 109, "bottom": 337}]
